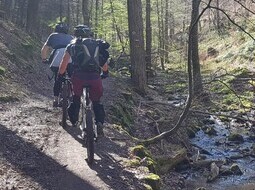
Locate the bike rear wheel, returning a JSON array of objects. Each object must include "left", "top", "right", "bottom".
[
  {"left": 61, "top": 82, "right": 68, "bottom": 128},
  {"left": 85, "top": 109, "right": 94, "bottom": 164}
]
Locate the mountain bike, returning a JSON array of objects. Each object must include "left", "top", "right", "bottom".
[
  {"left": 80, "top": 85, "right": 98, "bottom": 165},
  {"left": 61, "top": 75, "right": 73, "bottom": 128}
]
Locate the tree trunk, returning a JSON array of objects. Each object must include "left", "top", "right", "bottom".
[
  {"left": 164, "top": 0, "right": 169, "bottom": 64},
  {"left": 26, "top": 0, "right": 40, "bottom": 34},
  {"left": 82, "top": 0, "right": 90, "bottom": 26},
  {"left": 215, "top": 0, "right": 220, "bottom": 33},
  {"left": 145, "top": 0, "right": 152, "bottom": 74},
  {"left": 110, "top": 0, "right": 125, "bottom": 52},
  {"left": 17, "top": 0, "right": 27, "bottom": 27},
  {"left": 94, "top": 0, "right": 99, "bottom": 38},
  {"left": 156, "top": 0, "right": 164, "bottom": 70},
  {"left": 127, "top": 0, "right": 146, "bottom": 95},
  {"left": 59, "top": 0, "right": 62, "bottom": 22},
  {"left": 160, "top": 0, "right": 165, "bottom": 70},
  {"left": 190, "top": 0, "right": 203, "bottom": 96}
]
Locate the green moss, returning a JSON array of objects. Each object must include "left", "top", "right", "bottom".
[
  {"left": 130, "top": 145, "right": 152, "bottom": 159},
  {"left": 143, "top": 173, "right": 161, "bottom": 190},
  {"left": 143, "top": 184, "right": 153, "bottom": 190},
  {"left": 164, "top": 81, "right": 186, "bottom": 93},
  {"left": 110, "top": 103, "right": 133, "bottom": 133},
  {"left": 125, "top": 158, "right": 141, "bottom": 167},
  {"left": 21, "top": 42, "right": 34, "bottom": 50},
  {"left": 146, "top": 157, "right": 157, "bottom": 173},
  {"left": 0, "top": 66, "right": 5, "bottom": 75}
]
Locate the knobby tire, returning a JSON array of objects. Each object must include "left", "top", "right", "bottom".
[
  {"left": 86, "top": 110, "right": 94, "bottom": 164},
  {"left": 61, "top": 83, "right": 68, "bottom": 128}
]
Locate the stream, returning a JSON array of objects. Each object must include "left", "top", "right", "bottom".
[{"left": 184, "top": 115, "right": 255, "bottom": 190}]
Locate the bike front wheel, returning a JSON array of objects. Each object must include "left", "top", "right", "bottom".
[
  {"left": 61, "top": 82, "right": 68, "bottom": 128},
  {"left": 85, "top": 110, "right": 94, "bottom": 164}
]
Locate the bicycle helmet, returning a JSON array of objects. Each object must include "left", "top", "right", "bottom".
[
  {"left": 55, "top": 22, "right": 68, "bottom": 34},
  {"left": 74, "top": 25, "right": 93, "bottom": 38}
]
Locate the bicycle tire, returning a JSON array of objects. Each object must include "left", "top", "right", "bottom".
[
  {"left": 85, "top": 109, "right": 94, "bottom": 164},
  {"left": 61, "top": 82, "right": 68, "bottom": 128}
]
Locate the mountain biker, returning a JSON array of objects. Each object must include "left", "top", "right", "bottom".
[
  {"left": 41, "top": 22, "right": 73, "bottom": 107},
  {"left": 58, "top": 25, "right": 110, "bottom": 136}
]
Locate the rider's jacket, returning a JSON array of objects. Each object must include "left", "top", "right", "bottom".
[{"left": 45, "top": 32, "right": 73, "bottom": 67}]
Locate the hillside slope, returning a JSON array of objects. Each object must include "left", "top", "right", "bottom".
[{"left": 0, "top": 21, "right": 51, "bottom": 101}]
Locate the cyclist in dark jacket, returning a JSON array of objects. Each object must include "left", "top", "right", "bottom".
[
  {"left": 41, "top": 22, "right": 73, "bottom": 107},
  {"left": 58, "top": 25, "right": 110, "bottom": 136}
]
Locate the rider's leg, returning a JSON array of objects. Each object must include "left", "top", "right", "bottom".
[
  {"left": 92, "top": 101, "right": 105, "bottom": 124},
  {"left": 68, "top": 95, "right": 81, "bottom": 126},
  {"left": 51, "top": 66, "right": 61, "bottom": 107}
]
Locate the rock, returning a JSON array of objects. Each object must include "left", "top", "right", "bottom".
[
  {"left": 143, "top": 173, "right": 160, "bottom": 190},
  {"left": 207, "top": 162, "right": 220, "bottom": 182},
  {"left": 155, "top": 148, "right": 187, "bottom": 174},
  {"left": 187, "top": 128, "right": 196, "bottom": 138},
  {"left": 228, "top": 133, "right": 244, "bottom": 143},
  {"left": 221, "top": 164, "right": 243, "bottom": 176},
  {"left": 204, "top": 126, "right": 217, "bottom": 136},
  {"left": 202, "top": 119, "right": 215, "bottom": 125},
  {"left": 230, "top": 163, "right": 243, "bottom": 175}
]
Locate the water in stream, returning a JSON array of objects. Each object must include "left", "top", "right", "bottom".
[{"left": 184, "top": 116, "right": 255, "bottom": 190}]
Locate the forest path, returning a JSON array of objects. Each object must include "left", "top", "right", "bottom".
[{"left": 0, "top": 78, "right": 143, "bottom": 190}]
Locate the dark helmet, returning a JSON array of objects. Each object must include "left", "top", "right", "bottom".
[
  {"left": 74, "top": 25, "right": 93, "bottom": 38},
  {"left": 55, "top": 22, "right": 68, "bottom": 34}
]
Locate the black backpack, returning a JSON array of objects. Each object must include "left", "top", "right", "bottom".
[{"left": 71, "top": 38, "right": 100, "bottom": 72}]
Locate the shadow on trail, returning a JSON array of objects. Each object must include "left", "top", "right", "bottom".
[
  {"left": 91, "top": 138, "right": 144, "bottom": 190},
  {"left": 62, "top": 125, "right": 143, "bottom": 189},
  {"left": 0, "top": 124, "right": 97, "bottom": 190}
]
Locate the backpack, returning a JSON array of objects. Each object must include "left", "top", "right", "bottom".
[
  {"left": 97, "top": 39, "right": 110, "bottom": 67},
  {"left": 71, "top": 38, "right": 100, "bottom": 72}
]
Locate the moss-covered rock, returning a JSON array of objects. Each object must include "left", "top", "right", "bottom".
[
  {"left": 143, "top": 184, "right": 153, "bottom": 190},
  {"left": 143, "top": 173, "right": 161, "bottom": 190},
  {"left": 130, "top": 145, "right": 152, "bottom": 159},
  {"left": 124, "top": 157, "right": 141, "bottom": 167}
]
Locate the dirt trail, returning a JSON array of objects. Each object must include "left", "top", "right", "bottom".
[{"left": 0, "top": 78, "right": 144, "bottom": 190}]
